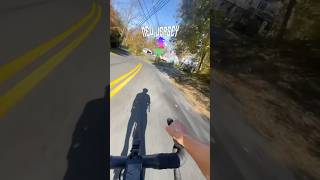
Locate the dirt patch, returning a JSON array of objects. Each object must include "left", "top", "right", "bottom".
[
  {"left": 171, "top": 79, "right": 210, "bottom": 120},
  {"left": 153, "top": 62, "right": 210, "bottom": 120}
]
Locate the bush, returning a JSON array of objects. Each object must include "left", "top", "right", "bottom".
[{"left": 110, "top": 30, "right": 122, "bottom": 48}]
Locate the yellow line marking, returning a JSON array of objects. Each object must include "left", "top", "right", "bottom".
[
  {"left": 110, "top": 63, "right": 141, "bottom": 89},
  {"left": 110, "top": 64, "right": 143, "bottom": 98},
  {"left": 0, "top": 3, "right": 96, "bottom": 85},
  {"left": 0, "top": 6, "right": 102, "bottom": 118}
]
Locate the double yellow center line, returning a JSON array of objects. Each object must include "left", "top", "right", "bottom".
[
  {"left": 110, "top": 63, "right": 143, "bottom": 98},
  {"left": 0, "top": 3, "right": 101, "bottom": 118}
]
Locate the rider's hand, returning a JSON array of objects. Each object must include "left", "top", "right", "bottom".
[
  {"left": 165, "top": 120, "right": 188, "bottom": 146},
  {"left": 166, "top": 120, "right": 211, "bottom": 180}
]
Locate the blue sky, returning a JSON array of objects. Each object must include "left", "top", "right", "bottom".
[
  {"left": 112, "top": 0, "right": 182, "bottom": 50},
  {"left": 112, "top": 0, "right": 181, "bottom": 27}
]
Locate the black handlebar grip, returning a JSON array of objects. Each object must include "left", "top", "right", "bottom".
[
  {"left": 143, "top": 153, "right": 180, "bottom": 169},
  {"left": 157, "top": 153, "right": 180, "bottom": 169}
]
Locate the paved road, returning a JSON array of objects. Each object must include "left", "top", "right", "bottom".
[
  {"left": 212, "top": 82, "right": 297, "bottom": 180},
  {"left": 109, "top": 53, "right": 210, "bottom": 179},
  {"left": 211, "top": 26, "right": 296, "bottom": 180},
  {"left": 0, "top": 0, "right": 107, "bottom": 180}
]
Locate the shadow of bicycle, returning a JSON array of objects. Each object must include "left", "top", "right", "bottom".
[{"left": 113, "top": 88, "right": 151, "bottom": 180}]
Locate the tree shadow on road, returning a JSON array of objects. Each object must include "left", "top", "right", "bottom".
[
  {"left": 111, "top": 48, "right": 130, "bottom": 56},
  {"left": 63, "top": 91, "right": 108, "bottom": 180},
  {"left": 113, "top": 88, "right": 150, "bottom": 180}
]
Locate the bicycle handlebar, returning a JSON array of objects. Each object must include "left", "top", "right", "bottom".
[
  {"left": 109, "top": 118, "right": 185, "bottom": 179},
  {"left": 110, "top": 153, "right": 180, "bottom": 169}
]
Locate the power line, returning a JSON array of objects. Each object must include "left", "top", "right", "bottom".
[
  {"left": 150, "top": 0, "right": 156, "bottom": 27},
  {"left": 137, "top": 0, "right": 169, "bottom": 26},
  {"left": 142, "top": 0, "right": 155, "bottom": 27},
  {"left": 152, "top": 0, "right": 160, "bottom": 27},
  {"left": 147, "top": 0, "right": 157, "bottom": 27},
  {"left": 136, "top": 0, "right": 165, "bottom": 26},
  {"left": 137, "top": 0, "right": 150, "bottom": 26},
  {"left": 139, "top": 5, "right": 168, "bottom": 26},
  {"left": 155, "top": 11, "right": 160, "bottom": 27},
  {"left": 140, "top": 0, "right": 168, "bottom": 25}
]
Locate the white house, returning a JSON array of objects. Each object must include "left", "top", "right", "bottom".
[{"left": 214, "top": 0, "right": 283, "bottom": 36}]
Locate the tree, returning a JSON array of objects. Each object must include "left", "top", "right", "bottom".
[
  {"left": 271, "top": 0, "right": 297, "bottom": 41},
  {"left": 270, "top": 0, "right": 319, "bottom": 41},
  {"left": 110, "top": 4, "right": 124, "bottom": 48},
  {"left": 144, "top": 38, "right": 157, "bottom": 52},
  {"left": 115, "top": 1, "right": 141, "bottom": 47},
  {"left": 126, "top": 28, "right": 147, "bottom": 55},
  {"left": 285, "top": 0, "right": 320, "bottom": 40},
  {"left": 173, "top": 0, "right": 211, "bottom": 73}
]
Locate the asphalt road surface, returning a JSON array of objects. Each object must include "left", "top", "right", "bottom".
[
  {"left": 212, "top": 83, "right": 297, "bottom": 180},
  {"left": 0, "top": 0, "right": 107, "bottom": 180},
  {"left": 211, "top": 26, "right": 296, "bottom": 180},
  {"left": 109, "top": 52, "right": 296, "bottom": 180},
  {"left": 110, "top": 53, "right": 210, "bottom": 180}
]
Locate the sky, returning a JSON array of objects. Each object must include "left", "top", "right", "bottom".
[{"left": 112, "top": 0, "right": 182, "bottom": 50}]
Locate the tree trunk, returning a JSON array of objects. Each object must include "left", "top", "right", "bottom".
[
  {"left": 197, "top": 50, "right": 206, "bottom": 72},
  {"left": 276, "top": 0, "right": 296, "bottom": 42},
  {"left": 121, "top": 29, "right": 129, "bottom": 47}
]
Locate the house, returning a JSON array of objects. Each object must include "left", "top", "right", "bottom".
[{"left": 214, "top": 0, "right": 283, "bottom": 36}]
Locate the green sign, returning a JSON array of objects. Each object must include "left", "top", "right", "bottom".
[{"left": 154, "top": 48, "right": 164, "bottom": 57}]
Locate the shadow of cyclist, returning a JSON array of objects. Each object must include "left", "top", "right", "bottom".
[
  {"left": 113, "top": 88, "right": 150, "bottom": 180},
  {"left": 63, "top": 88, "right": 108, "bottom": 180}
]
